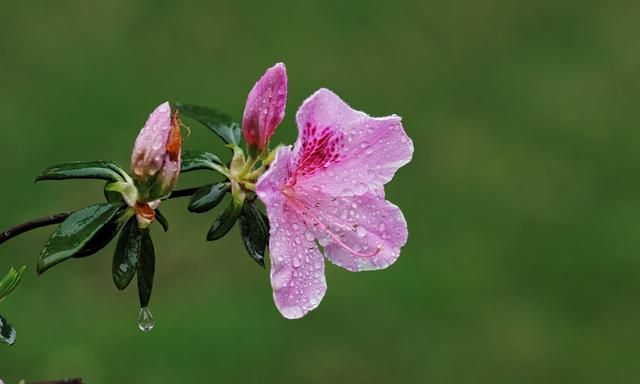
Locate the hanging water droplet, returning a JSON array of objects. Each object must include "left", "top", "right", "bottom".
[{"left": 138, "top": 307, "right": 155, "bottom": 332}]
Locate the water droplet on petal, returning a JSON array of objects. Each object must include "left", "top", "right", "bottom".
[
  {"left": 138, "top": 307, "right": 155, "bottom": 332},
  {"left": 293, "top": 257, "right": 302, "bottom": 268},
  {"left": 305, "top": 231, "right": 315, "bottom": 242},
  {"left": 354, "top": 182, "right": 368, "bottom": 195}
]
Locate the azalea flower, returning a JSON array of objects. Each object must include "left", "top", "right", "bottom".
[
  {"left": 256, "top": 88, "right": 413, "bottom": 319},
  {"left": 242, "top": 63, "right": 287, "bottom": 155}
]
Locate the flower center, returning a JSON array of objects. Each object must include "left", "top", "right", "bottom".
[{"left": 289, "top": 123, "right": 343, "bottom": 186}]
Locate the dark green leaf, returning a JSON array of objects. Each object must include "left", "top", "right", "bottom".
[
  {"left": 180, "top": 149, "right": 224, "bottom": 173},
  {"left": 0, "top": 266, "right": 25, "bottom": 301},
  {"left": 206, "top": 196, "right": 243, "bottom": 241},
  {"left": 37, "top": 203, "right": 124, "bottom": 274},
  {"left": 112, "top": 217, "right": 141, "bottom": 290},
  {"left": 136, "top": 229, "right": 155, "bottom": 308},
  {"left": 176, "top": 103, "right": 241, "bottom": 145},
  {"left": 73, "top": 205, "right": 129, "bottom": 258},
  {"left": 188, "top": 182, "right": 230, "bottom": 213},
  {"left": 259, "top": 209, "right": 270, "bottom": 234},
  {"left": 239, "top": 201, "right": 269, "bottom": 268},
  {"left": 36, "top": 161, "right": 127, "bottom": 183},
  {"left": 155, "top": 209, "right": 169, "bottom": 232},
  {"left": 0, "top": 313, "right": 16, "bottom": 345}
]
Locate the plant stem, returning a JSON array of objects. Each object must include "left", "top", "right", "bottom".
[
  {"left": 0, "top": 213, "right": 70, "bottom": 246},
  {"left": 0, "top": 187, "right": 199, "bottom": 247}
]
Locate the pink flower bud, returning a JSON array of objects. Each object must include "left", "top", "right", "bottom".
[
  {"left": 131, "top": 102, "right": 182, "bottom": 201},
  {"left": 242, "top": 63, "right": 287, "bottom": 154}
]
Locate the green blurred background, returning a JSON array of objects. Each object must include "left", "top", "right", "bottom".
[{"left": 1, "top": 0, "right": 639, "bottom": 382}]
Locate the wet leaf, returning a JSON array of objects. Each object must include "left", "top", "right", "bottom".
[
  {"left": 0, "top": 314, "right": 16, "bottom": 345},
  {"left": 175, "top": 103, "right": 241, "bottom": 145},
  {"left": 155, "top": 209, "right": 169, "bottom": 232},
  {"left": 239, "top": 201, "right": 269, "bottom": 267},
  {"left": 188, "top": 182, "right": 230, "bottom": 213},
  {"left": 180, "top": 149, "right": 224, "bottom": 173},
  {"left": 36, "top": 161, "right": 127, "bottom": 183},
  {"left": 73, "top": 205, "right": 129, "bottom": 258},
  {"left": 136, "top": 229, "right": 155, "bottom": 308},
  {"left": 206, "top": 195, "right": 244, "bottom": 241},
  {"left": 112, "top": 217, "right": 140, "bottom": 290},
  {"left": 37, "top": 203, "right": 124, "bottom": 274}
]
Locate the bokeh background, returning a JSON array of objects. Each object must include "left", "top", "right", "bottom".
[{"left": 1, "top": 0, "right": 639, "bottom": 382}]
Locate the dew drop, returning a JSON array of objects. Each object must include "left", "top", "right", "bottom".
[
  {"left": 293, "top": 257, "right": 302, "bottom": 268},
  {"left": 305, "top": 231, "right": 315, "bottom": 242},
  {"left": 138, "top": 307, "right": 155, "bottom": 332},
  {"left": 354, "top": 182, "right": 368, "bottom": 195}
]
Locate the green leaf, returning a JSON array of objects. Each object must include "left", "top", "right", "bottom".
[
  {"left": 112, "top": 217, "right": 141, "bottom": 290},
  {"left": 0, "top": 313, "right": 16, "bottom": 345},
  {"left": 37, "top": 203, "right": 125, "bottom": 274},
  {"left": 36, "top": 161, "right": 127, "bottom": 183},
  {"left": 188, "top": 182, "right": 230, "bottom": 213},
  {"left": 239, "top": 201, "right": 269, "bottom": 268},
  {"left": 155, "top": 209, "right": 169, "bottom": 232},
  {"left": 180, "top": 149, "right": 224, "bottom": 174},
  {"left": 136, "top": 229, "right": 155, "bottom": 308},
  {"left": 206, "top": 195, "right": 244, "bottom": 241},
  {"left": 73, "top": 205, "right": 130, "bottom": 258},
  {"left": 175, "top": 103, "right": 241, "bottom": 145},
  {"left": 0, "top": 266, "right": 26, "bottom": 301}
]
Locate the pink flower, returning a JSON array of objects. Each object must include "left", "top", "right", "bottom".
[
  {"left": 256, "top": 89, "right": 413, "bottom": 319},
  {"left": 131, "top": 102, "right": 182, "bottom": 202},
  {"left": 242, "top": 63, "right": 287, "bottom": 154}
]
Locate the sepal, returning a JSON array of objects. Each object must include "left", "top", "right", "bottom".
[
  {"left": 238, "top": 201, "right": 269, "bottom": 267},
  {"left": 206, "top": 194, "right": 244, "bottom": 241}
]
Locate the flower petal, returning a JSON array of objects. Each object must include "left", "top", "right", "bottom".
[
  {"left": 131, "top": 102, "right": 172, "bottom": 179},
  {"left": 242, "top": 63, "right": 287, "bottom": 153},
  {"left": 293, "top": 89, "right": 413, "bottom": 197},
  {"left": 257, "top": 147, "right": 327, "bottom": 319},
  {"left": 256, "top": 145, "right": 293, "bottom": 206},
  {"left": 292, "top": 186, "right": 408, "bottom": 272},
  {"left": 268, "top": 204, "right": 327, "bottom": 319}
]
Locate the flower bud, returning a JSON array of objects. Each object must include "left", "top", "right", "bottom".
[
  {"left": 242, "top": 63, "right": 287, "bottom": 155},
  {"left": 131, "top": 102, "right": 182, "bottom": 201}
]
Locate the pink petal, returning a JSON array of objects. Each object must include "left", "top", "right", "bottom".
[
  {"left": 291, "top": 186, "right": 408, "bottom": 272},
  {"left": 131, "top": 102, "right": 172, "bottom": 179},
  {"left": 242, "top": 63, "right": 288, "bottom": 153},
  {"left": 257, "top": 147, "right": 327, "bottom": 319},
  {"left": 269, "top": 206, "right": 327, "bottom": 319},
  {"left": 292, "top": 89, "right": 413, "bottom": 197}
]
